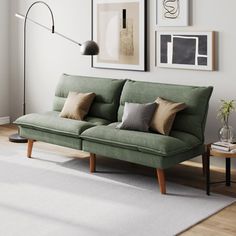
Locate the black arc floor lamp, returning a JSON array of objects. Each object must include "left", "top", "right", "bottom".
[{"left": 9, "top": 1, "right": 99, "bottom": 143}]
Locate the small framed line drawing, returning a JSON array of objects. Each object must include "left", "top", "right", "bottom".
[
  {"left": 156, "top": 31, "right": 215, "bottom": 71},
  {"left": 156, "top": 0, "right": 189, "bottom": 27},
  {"left": 92, "top": 0, "right": 146, "bottom": 71}
]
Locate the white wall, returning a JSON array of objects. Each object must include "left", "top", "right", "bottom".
[
  {"left": 9, "top": 0, "right": 236, "bottom": 168},
  {"left": 0, "top": 0, "right": 10, "bottom": 118}
]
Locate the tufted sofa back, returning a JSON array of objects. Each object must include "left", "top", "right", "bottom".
[
  {"left": 118, "top": 80, "right": 213, "bottom": 142},
  {"left": 53, "top": 74, "right": 126, "bottom": 122}
]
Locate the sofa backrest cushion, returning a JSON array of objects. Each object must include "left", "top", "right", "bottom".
[
  {"left": 53, "top": 74, "right": 126, "bottom": 122},
  {"left": 118, "top": 80, "right": 213, "bottom": 142}
]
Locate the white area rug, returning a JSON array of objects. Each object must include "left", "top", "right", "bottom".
[{"left": 0, "top": 144, "right": 234, "bottom": 236}]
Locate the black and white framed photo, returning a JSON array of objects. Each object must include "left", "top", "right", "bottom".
[
  {"left": 156, "top": 31, "right": 215, "bottom": 71},
  {"left": 156, "top": 0, "right": 189, "bottom": 26},
  {"left": 92, "top": 0, "right": 146, "bottom": 71}
]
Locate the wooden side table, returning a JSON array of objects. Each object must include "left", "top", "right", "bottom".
[{"left": 205, "top": 144, "right": 236, "bottom": 195}]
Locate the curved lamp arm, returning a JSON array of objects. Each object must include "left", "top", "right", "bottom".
[
  {"left": 24, "top": 1, "right": 55, "bottom": 33},
  {"left": 23, "top": 1, "right": 55, "bottom": 115}
]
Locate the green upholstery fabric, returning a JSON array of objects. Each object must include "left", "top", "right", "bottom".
[
  {"left": 20, "top": 127, "right": 82, "bottom": 150},
  {"left": 53, "top": 74, "right": 126, "bottom": 122},
  {"left": 118, "top": 80, "right": 213, "bottom": 142},
  {"left": 82, "top": 141, "right": 204, "bottom": 169},
  {"left": 15, "top": 111, "right": 109, "bottom": 138},
  {"left": 81, "top": 123, "right": 201, "bottom": 156},
  {"left": 85, "top": 117, "right": 110, "bottom": 126},
  {"left": 14, "top": 75, "right": 213, "bottom": 172}
]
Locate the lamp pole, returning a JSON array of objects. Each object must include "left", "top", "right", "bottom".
[{"left": 9, "top": 1, "right": 99, "bottom": 143}]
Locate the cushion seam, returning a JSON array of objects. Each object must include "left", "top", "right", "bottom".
[
  {"left": 16, "top": 123, "right": 89, "bottom": 137},
  {"left": 81, "top": 135, "right": 194, "bottom": 156}
]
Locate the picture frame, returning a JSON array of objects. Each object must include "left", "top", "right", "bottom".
[
  {"left": 92, "top": 0, "right": 146, "bottom": 71},
  {"left": 156, "top": 31, "right": 215, "bottom": 71},
  {"left": 156, "top": 0, "right": 189, "bottom": 27}
]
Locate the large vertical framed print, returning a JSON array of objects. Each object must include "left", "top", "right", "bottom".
[
  {"left": 92, "top": 0, "right": 146, "bottom": 71},
  {"left": 156, "top": 31, "right": 215, "bottom": 71}
]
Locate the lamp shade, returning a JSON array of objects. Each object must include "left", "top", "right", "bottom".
[{"left": 80, "top": 40, "right": 99, "bottom": 55}]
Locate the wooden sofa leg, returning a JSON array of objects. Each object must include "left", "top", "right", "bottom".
[
  {"left": 156, "top": 169, "right": 166, "bottom": 194},
  {"left": 90, "top": 153, "right": 96, "bottom": 173},
  {"left": 27, "top": 139, "right": 34, "bottom": 158}
]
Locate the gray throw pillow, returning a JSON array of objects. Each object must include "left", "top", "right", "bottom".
[{"left": 117, "top": 102, "right": 157, "bottom": 132}]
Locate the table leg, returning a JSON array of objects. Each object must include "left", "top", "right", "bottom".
[
  {"left": 206, "top": 154, "right": 210, "bottom": 195},
  {"left": 226, "top": 158, "right": 231, "bottom": 186},
  {"left": 202, "top": 153, "right": 206, "bottom": 176}
]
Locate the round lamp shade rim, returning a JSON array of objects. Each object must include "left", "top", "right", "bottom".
[{"left": 80, "top": 40, "right": 99, "bottom": 55}]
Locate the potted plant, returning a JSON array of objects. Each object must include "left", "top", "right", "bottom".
[{"left": 217, "top": 100, "right": 235, "bottom": 142}]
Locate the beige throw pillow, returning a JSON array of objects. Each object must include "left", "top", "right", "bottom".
[
  {"left": 150, "top": 97, "right": 187, "bottom": 135},
  {"left": 60, "top": 92, "right": 96, "bottom": 120}
]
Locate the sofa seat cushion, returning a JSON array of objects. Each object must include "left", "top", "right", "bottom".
[
  {"left": 15, "top": 111, "right": 110, "bottom": 138},
  {"left": 81, "top": 123, "right": 202, "bottom": 157},
  {"left": 84, "top": 117, "right": 110, "bottom": 126}
]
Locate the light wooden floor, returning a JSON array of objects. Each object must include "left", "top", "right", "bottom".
[{"left": 0, "top": 125, "right": 236, "bottom": 235}]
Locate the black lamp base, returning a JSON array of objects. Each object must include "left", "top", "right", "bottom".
[{"left": 9, "top": 133, "right": 28, "bottom": 143}]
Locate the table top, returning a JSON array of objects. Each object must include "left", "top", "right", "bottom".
[{"left": 207, "top": 144, "right": 236, "bottom": 158}]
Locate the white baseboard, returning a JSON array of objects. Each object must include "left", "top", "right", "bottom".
[{"left": 0, "top": 116, "right": 10, "bottom": 125}]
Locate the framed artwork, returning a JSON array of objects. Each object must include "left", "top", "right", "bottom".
[
  {"left": 156, "top": 31, "right": 215, "bottom": 71},
  {"left": 92, "top": 0, "right": 146, "bottom": 71},
  {"left": 157, "top": 0, "right": 189, "bottom": 26}
]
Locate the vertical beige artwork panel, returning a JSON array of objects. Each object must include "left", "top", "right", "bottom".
[{"left": 92, "top": 0, "right": 146, "bottom": 71}]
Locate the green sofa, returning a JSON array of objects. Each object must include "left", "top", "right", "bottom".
[{"left": 15, "top": 74, "right": 213, "bottom": 194}]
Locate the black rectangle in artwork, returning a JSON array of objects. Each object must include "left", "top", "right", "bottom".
[
  {"left": 177, "top": 35, "right": 208, "bottom": 55},
  {"left": 198, "top": 57, "right": 207, "bottom": 66},
  {"left": 122, "top": 9, "right": 126, "bottom": 29},
  {"left": 198, "top": 36, "right": 207, "bottom": 55},
  {"left": 160, "top": 35, "right": 172, "bottom": 63},
  {"left": 172, "top": 37, "right": 196, "bottom": 65}
]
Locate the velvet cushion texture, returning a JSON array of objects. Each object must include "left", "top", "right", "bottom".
[
  {"left": 53, "top": 74, "right": 126, "bottom": 122},
  {"left": 118, "top": 80, "right": 213, "bottom": 142},
  {"left": 14, "top": 111, "right": 110, "bottom": 138},
  {"left": 117, "top": 102, "right": 157, "bottom": 132},
  {"left": 60, "top": 92, "right": 96, "bottom": 120},
  {"left": 81, "top": 124, "right": 201, "bottom": 156},
  {"left": 150, "top": 97, "right": 187, "bottom": 135}
]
